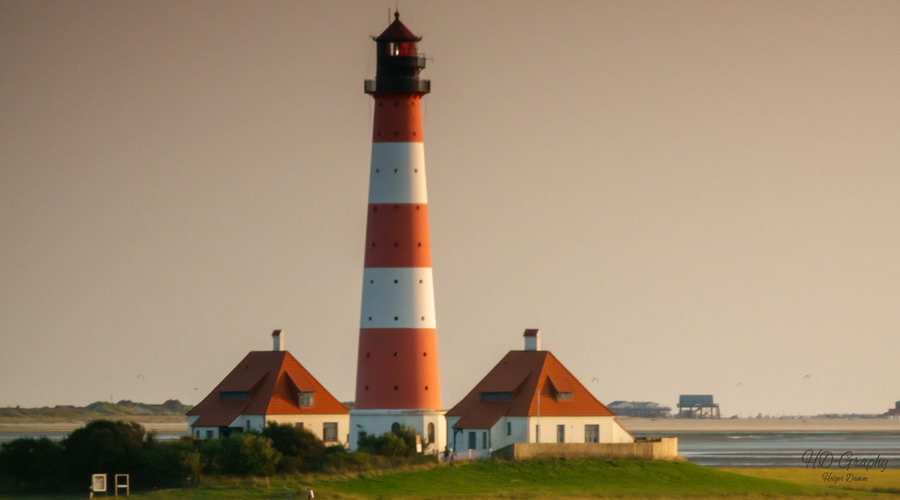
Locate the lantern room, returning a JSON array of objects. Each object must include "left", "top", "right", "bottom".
[{"left": 365, "top": 12, "right": 430, "bottom": 95}]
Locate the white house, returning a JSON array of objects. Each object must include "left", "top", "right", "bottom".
[
  {"left": 187, "top": 330, "right": 350, "bottom": 444},
  {"left": 446, "top": 329, "right": 633, "bottom": 453}
]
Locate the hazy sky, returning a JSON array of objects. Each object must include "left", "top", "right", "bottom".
[{"left": 2, "top": 1, "right": 899, "bottom": 416}]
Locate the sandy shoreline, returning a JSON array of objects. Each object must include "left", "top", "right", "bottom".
[{"left": 0, "top": 415, "right": 189, "bottom": 435}]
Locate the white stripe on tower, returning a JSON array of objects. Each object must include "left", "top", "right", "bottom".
[{"left": 369, "top": 143, "right": 428, "bottom": 204}]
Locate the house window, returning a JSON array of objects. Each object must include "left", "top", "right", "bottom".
[
  {"left": 535, "top": 424, "right": 541, "bottom": 443},
  {"left": 219, "top": 391, "right": 250, "bottom": 400},
  {"left": 294, "top": 422, "right": 304, "bottom": 429},
  {"left": 585, "top": 424, "right": 600, "bottom": 443},
  {"left": 482, "top": 431, "right": 488, "bottom": 449},
  {"left": 506, "top": 421, "right": 512, "bottom": 436},
  {"left": 298, "top": 391, "right": 314, "bottom": 407},
  {"left": 427, "top": 423, "right": 435, "bottom": 444},
  {"left": 467, "top": 431, "right": 477, "bottom": 450},
  {"left": 205, "top": 430, "right": 213, "bottom": 439},
  {"left": 246, "top": 420, "right": 252, "bottom": 432},
  {"left": 556, "top": 424, "right": 565, "bottom": 443},
  {"left": 195, "top": 430, "right": 200, "bottom": 438},
  {"left": 323, "top": 422, "right": 338, "bottom": 442},
  {"left": 556, "top": 392, "right": 573, "bottom": 400},
  {"left": 481, "top": 392, "right": 512, "bottom": 401}
]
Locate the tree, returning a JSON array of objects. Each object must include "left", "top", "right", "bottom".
[
  {"left": 62, "top": 420, "right": 146, "bottom": 486},
  {"left": 0, "top": 437, "right": 65, "bottom": 492}
]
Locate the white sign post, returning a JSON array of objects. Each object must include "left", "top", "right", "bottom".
[{"left": 114, "top": 474, "right": 130, "bottom": 496}]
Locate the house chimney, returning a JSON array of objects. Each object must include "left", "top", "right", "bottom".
[
  {"left": 272, "top": 329, "right": 283, "bottom": 351},
  {"left": 523, "top": 329, "right": 541, "bottom": 351}
]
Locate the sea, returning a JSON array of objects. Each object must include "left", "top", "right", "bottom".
[{"left": 3, "top": 430, "right": 900, "bottom": 468}]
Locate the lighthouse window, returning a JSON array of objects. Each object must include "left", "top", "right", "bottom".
[
  {"left": 393, "top": 385, "right": 399, "bottom": 391},
  {"left": 298, "top": 391, "right": 314, "bottom": 407},
  {"left": 393, "top": 279, "right": 398, "bottom": 283},
  {"left": 393, "top": 352, "right": 399, "bottom": 357},
  {"left": 394, "top": 316, "right": 399, "bottom": 321}
]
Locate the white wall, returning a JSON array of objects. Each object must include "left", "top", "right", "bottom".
[
  {"left": 350, "top": 409, "right": 446, "bottom": 453},
  {"left": 448, "top": 415, "right": 634, "bottom": 451},
  {"left": 228, "top": 414, "right": 266, "bottom": 433},
  {"left": 265, "top": 414, "right": 350, "bottom": 445},
  {"left": 525, "top": 416, "right": 634, "bottom": 444},
  {"left": 191, "top": 426, "right": 220, "bottom": 439}
]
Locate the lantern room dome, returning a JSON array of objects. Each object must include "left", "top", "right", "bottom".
[{"left": 375, "top": 12, "right": 421, "bottom": 42}]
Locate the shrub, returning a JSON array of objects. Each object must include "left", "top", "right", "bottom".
[
  {"left": 357, "top": 423, "right": 421, "bottom": 458},
  {"left": 261, "top": 423, "right": 325, "bottom": 472},
  {"left": 320, "top": 446, "right": 371, "bottom": 474},
  {"left": 136, "top": 438, "right": 197, "bottom": 490},
  {"left": 200, "top": 433, "right": 281, "bottom": 476}
]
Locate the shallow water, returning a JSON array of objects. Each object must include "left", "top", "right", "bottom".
[{"left": 632, "top": 431, "right": 900, "bottom": 468}]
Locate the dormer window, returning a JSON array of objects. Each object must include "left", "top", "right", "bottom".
[
  {"left": 481, "top": 391, "right": 512, "bottom": 401},
  {"left": 556, "top": 392, "right": 573, "bottom": 400},
  {"left": 298, "top": 391, "right": 314, "bottom": 407},
  {"left": 220, "top": 391, "right": 249, "bottom": 400}
]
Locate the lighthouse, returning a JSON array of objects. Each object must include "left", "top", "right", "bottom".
[{"left": 349, "top": 13, "right": 446, "bottom": 453}]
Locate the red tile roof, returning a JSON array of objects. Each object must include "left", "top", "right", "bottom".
[
  {"left": 446, "top": 350, "right": 614, "bottom": 430},
  {"left": 376, "top": 12, "right": 421, "bottom": 42},
  {"left": 187, "top": 351, "right": 348, "bottom": 427}
]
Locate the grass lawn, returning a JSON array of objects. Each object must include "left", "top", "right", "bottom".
[
  {"left": 4, "top": 460, "right": 896, "bottom": 500},
  {"left": 724, "top": 467, "right": 900, "bottom": 496}
]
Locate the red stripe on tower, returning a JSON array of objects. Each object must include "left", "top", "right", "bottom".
[{"left": 351, "top": 12, "right": 446, "bottom": 451}]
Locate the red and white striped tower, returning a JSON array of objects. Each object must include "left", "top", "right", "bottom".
[{"left": 349, "top": 13, "right": 446, "bottom": 452}]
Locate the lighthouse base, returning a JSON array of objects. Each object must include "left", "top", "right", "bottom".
[{"left": 349, "top": 409, "right": 447, "bottom": 454}]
